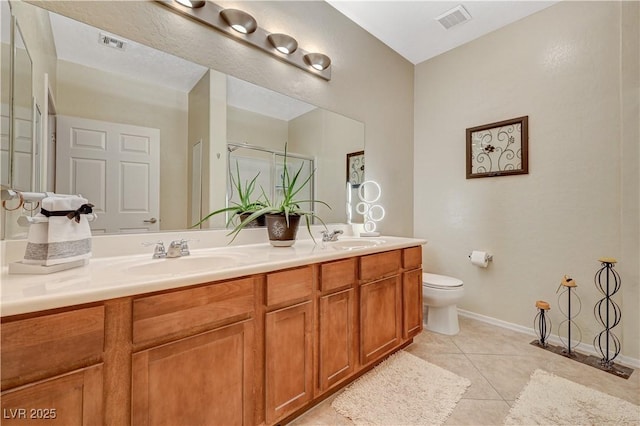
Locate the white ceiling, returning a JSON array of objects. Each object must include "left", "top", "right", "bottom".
[
  {"left": 326, "top": 1, "right": 558, "bottom": 64},
  {"left": 50, "top": 11, "right": 209, "bottom": 94}
]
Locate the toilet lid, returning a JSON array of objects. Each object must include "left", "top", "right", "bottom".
[{"left": 422, "top": 273, "right": 463, "bottom": 289}]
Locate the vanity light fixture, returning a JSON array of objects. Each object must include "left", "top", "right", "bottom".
[
  {"left": 160, "top": 0, "right": 331, "bottom": 80},
  {"left": 267, "top": 33, "right": 298, "bottom": 55},
  {"left": 220, "top": 8, "right": 258, "bottom": 34},
  {"left": 175, "top": 0, "right": 205, "bottom": 8},
  {"left": 303, "top": 53, "right": 331, "bottom": 71}
]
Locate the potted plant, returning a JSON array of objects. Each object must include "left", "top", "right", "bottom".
[
  {"left": 229, "top": 143, "right": 329, "bottom": 246},
  {"left": 191, "top": 161, "right": 266, "bottom": 229}
]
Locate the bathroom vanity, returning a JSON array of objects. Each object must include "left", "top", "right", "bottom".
[{"left": 1, "top": 237, "right": 424, "bottom": 425}]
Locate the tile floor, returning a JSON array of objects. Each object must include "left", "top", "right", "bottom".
[{"left": 289, "top": 316, "right": 640, "bottom": 425}]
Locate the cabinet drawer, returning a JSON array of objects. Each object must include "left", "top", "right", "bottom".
[
  {"left": 320, "top": 258, "right": 357, "bottom": 294},
  {"left": 266, "top": 266, "right": 313, "bottom": 307},
  {"left": 1, "top": 306, "right": 105, "bottom": 390},
  {"left": 403, "top": 246, "right": 422, "bottom": 270},
  {"left": 133, "top": 277, "right": 255, "bottom": 345},
  {"left": 359, "top": 250, "right": 401, "bottom": 282}
]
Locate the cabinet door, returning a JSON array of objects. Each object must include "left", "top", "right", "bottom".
[
  {"left": 131, "top": 321, "right": 254, "bottom": 426},
  {"left": 265, "top": 301, "right": 313, "bottom": 424},
  {"left": 318, "top": 288, "right": 356, "bottom": 392},
  {"left": 1, "top": 364, "right": 103, "bottom": 426},
  {"left": 360, "top": 276, "right": 402, "bottom": 365},
  {"left": 403, "top": 269, "right": 423, "bottom": 339}
]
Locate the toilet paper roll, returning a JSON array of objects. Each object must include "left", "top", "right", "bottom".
[{"left": 470, "top": 251, "right": 489, "bottom": 268}]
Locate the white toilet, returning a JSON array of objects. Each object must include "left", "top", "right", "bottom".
[{"left": 422, "top": 273, "right": 464, "bottom": 335}]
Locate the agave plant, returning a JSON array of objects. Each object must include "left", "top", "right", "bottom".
[
  {"left": 191, "top": 161, "right": 265, "bottom": 229},
  {"left": 228, "top": 143, "right": 329, "bottom": 243}
]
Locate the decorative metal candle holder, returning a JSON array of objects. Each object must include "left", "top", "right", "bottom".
[
  {"left": 557, "top": 275, "right": 582, "bottom": 356},
  {"left": 593, "top": 257, "right": 622, "bottom": 368},
  {"left": 533, "top": 300, "right": 551, "bottom": 347}
]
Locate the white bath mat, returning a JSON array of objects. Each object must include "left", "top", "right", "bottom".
[
  {"left": 504, "top": 369, "right": 640, "bottom": 425},
  {"left": 331, "top": 351, "right": 470, "bottom": 425}
]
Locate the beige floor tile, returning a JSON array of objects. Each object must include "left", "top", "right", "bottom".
[
  {"left": 290, "top": 317, "right": 639, "bottom": 425},
  {"left": 407, "top": 351, "right": 503, "bottom": 401},
  {"left": 443, "top": 399, "right": 511, "bottom": 425},
  {"left": 464, "top": 354, "right": 550, "bottom": 400},
  {"left": 453, "top": 323, "right": 543, "bottom": 356},
  {"left": 411, "top": 329, "right": 462, "bottom": 354},
  {"left": 288, "top": 394, "right": 353, "bottom": 426}
]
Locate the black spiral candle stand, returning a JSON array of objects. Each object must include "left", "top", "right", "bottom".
[
  {"left": 557, "top": 275, "right": 581, "bottom": 356},
  {"left": 533, "top": 300, "right": 551, "bottom": 347},
  {"left": 593, "top": 257, "right": 622, "bottom": 368}
]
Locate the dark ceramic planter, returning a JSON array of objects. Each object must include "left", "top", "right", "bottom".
[
  {"left": 265, "top": 213, "right": 300, "bottom": 247},
  {"left": 238, "top": 212, "right": 266, "bottom": 228}
]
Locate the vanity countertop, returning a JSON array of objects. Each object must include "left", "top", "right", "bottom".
[{"left": 1, "top": 236, "right": 426, "bottom": 317}]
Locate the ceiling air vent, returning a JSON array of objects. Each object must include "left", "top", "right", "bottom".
[
  {"left": 99, "top": 33, "right": 127, "bottom": 50},
  {"left": 435, "top": 5, "right": 472, "bottom": 30}
]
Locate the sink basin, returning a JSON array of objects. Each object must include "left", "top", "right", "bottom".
[
  {"left": 126, "top": 255, "right": 239, "bottom": 275},
  {"left": 329, "top": 238, "right": 386, "bottom": 251}
]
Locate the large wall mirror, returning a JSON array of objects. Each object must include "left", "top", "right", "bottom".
[{"left": 1, "top": 1, "right": 364, "bottom": 240}]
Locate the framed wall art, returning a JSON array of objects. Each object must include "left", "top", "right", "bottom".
[
  {"left": 346, "top": 150, "right": 365, "bottom": 187},
  {"left": 466, "top": 116, "right": 528, "bottom": 179}
]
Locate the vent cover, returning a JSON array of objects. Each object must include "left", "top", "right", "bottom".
[
  {"left": 435, "top": 5, "right": 472, "bottom": 30},
  {"left": 99, "top": 33, "right": 127, "bottom": 50}
]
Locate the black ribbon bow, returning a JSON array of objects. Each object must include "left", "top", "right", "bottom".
[{"left": 41, "top": 203, "right": 94, "bottom": 223}]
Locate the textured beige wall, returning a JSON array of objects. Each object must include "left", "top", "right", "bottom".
[
  {"left": 56, "top": 60, "right": 189, "bottom": 231},
  {"left": 414, "top": 1, "right": 639, "bottom": 360},
  {"left": 32, "top": 0, "right": 415, "bottom": 237}
]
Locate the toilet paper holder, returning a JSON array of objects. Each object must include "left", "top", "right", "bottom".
[{"left": 468, "top": 252, "right": 493, "bottom": 262}]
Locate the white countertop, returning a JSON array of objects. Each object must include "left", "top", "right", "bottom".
[{"left": 1, "top": 236, "right": 426, "bottom": 317}]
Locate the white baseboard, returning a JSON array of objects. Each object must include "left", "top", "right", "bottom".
[{"left": 458, "top": 309, "right": 640, "bottom": 369}]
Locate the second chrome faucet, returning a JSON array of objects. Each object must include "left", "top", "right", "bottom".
[
  {"left": 321, "top": 229, "right": 343, "bottom": 242},
  {"left": 149, "top": 239, "right": 191, "bottom": 258}
]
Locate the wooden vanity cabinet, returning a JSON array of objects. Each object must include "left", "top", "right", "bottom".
[
  {"left": 131, "top": 321, "right": 254, "bottom": 426},
  {"left": 317, "top": 258, "right": 358, "bottom": 393},
  {"left": 359, "top": 251, "right": 403, "bottom": 365},
  {"left": 130, "top": 277, "right": 256, "bottom": 426},
  {"left": 1, "top": 365, "right": 104, "bottom": 426},
  {"left": 264, "top": 266, "right": 314, "bottom": 424},
  {"left": 402, "top": 246, "right": 424, "bottom": 339},
  {"left": 0, "top": 244, "right": 423, "bottom": 426},
  {"left": 0, "top": 305, "right": 105, "bottom": 425}
]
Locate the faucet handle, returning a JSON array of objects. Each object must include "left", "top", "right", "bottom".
[
  {"left": 179, "top": 239, "right": 190, "bottom": 256},
  {"left": 175, "top": 238, "right": 199, "bottom": 256},
  {"left": 142, "top": 241, "right": 167, "bottom": 258}
]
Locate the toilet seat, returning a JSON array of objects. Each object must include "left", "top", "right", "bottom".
[{"left": 423, "top": 273, "right": 463, "bottom": 289}]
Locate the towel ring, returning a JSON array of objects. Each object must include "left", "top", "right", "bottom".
[
  {"left": 2, "top": 191, "right": 24, "bottom": 211},
  {"left": 22, "top": 200, "right": 40, "bottom": 212}
]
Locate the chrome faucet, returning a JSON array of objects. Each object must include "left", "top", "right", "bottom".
[
  {"left": 166, "top": 239, "right": 190, "bottom": 258},
  {"left": 321, "top": 229, "right": 344, "bottom": 242}
]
